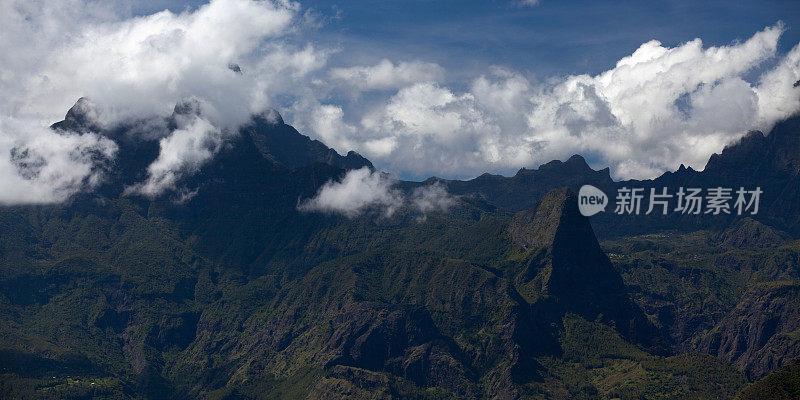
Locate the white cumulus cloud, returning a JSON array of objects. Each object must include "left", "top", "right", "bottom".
[
  {"left": 522, "top": 24, "right": 795, "bottom": 179},
  {"left": 310, "top": 24, "right": 800, "bottom": 180},
  {"left": 2, "top": 0, "right": 310, "bottom": 128}
]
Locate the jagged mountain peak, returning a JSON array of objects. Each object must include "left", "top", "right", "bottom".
[
  {"left": 438, "top": 155, "right": 614, "bottom": 212},
  {"left": 526, "top": 154, "right": 592, "bottom": 174},
  {"left": 566, "top": 153, "right": 589, "bottom": 165},
  {"left": 676, "top": 163, "right": 692, "bottom": 172},
  {"left": 521, "top": 154, "right": 613, "bottom": 185},
  {"left": 46, "top": 99, "right": 373, "bottom": 200},
  {"left": 508, "top": 187, "right": 608, "bottom": 292},
  {"left": 241, "top": 110, "right": 373, "bottom": 171},
  {"left": 51, "top": 97, "right": 102, "bottom": 133},
  {"left": 703, "top": 114, "right": 800, "bottom": 177}
]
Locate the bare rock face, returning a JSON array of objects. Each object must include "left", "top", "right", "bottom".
[{"left": 698, "top": 282, "right": 800, "bottom": 379}]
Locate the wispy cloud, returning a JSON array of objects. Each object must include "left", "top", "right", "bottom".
[
  {"left": 330, "top": 59, "right": 444, "bottom": 93},
  {"left": 516, "top": 0, "right": 541, "bottom": 7},
  {"left": 0, "top": 117, "right": 117, "bottom": 205},
  {"left": 411, "top": 182, "right": 455, "bottom": 215},
  {"left": 124, "top": 100, "right": 226, "bottom": 198}
]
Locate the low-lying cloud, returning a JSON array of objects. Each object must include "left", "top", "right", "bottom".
[
  {"left": 125, "top": 109, "right": 225, "bottom": 198},
  {"left": 411, "top": 183, "right": 456, "bottom": 215},
  {"left": 298, "top": 167, "right": 456, "bottom": 218},
  {"left": 0, "top": 117, "right": 117, "bottom": 205}
]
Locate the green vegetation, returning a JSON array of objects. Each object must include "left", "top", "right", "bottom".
[
  {"left": 601, "top": 225, "right": 800, "bottom": 381},
  {"left": 4, "top": 186, "right": 791, "bottom": 399}
]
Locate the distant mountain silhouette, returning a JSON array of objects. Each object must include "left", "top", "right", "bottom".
[
  {"left": 425, "top": 113, "right": 800, "bottom": 238},
  {"left": 430, "top": 154, "right": 614, "bottom": 212},
  {"left": 49, "top": 98, "right": 800, "bottom": 239}
]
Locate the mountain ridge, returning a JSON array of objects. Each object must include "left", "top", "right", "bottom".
[
  {"left": 0, "top": 99, "right": 798, "bottom": 398},
  {"left": 47, "top": 98, "right": 800, "bottom": 242}
]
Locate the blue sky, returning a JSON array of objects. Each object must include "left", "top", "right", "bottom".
[{"left": 133, "top": 0, "right": 800, "bottom": 83}]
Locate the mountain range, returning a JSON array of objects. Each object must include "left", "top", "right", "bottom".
[{"left": 0, "top": 98, "right": 799, "bottom": 399}]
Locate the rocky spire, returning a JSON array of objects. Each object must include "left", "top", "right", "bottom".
[{"left": 509, "top": 187, "right": 665, "bottom": 352}]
